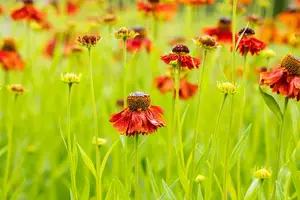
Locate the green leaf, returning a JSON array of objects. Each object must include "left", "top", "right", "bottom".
[
  {"left": 105, "top": 179, "right": 115, "bottom": 200},
  {"left": 194, "top": 138, "right": 212, "bottom": 176},
  {"left": 158, "top": 179, "right": 179, "bottom": 200},
  {"left": 99, "top": 140, "right": 120, "bottom": 179},
  {"left": 10, "top": 179, "right": 25, "bottom": 200},
  {"left": 73, "top": 135, "right": 78, "bottom": 172},
  {"left": 180, "top": 104, "right": 190, "bottom": 130},
  {"left": 259, "top": 87, "right": 283, "bottom": 123},
  {"left": 146, "top": 158, "right": 160, "bottom": 198},
  {"left": 80, "top": 177, "right": 90, "bottom": 200},
  {"left": 288, "top": 147, "right": 300, "bottom": 198},
  {"left": 162, "top": 179, "right": 177, "bottom": 200},
  {"left": 244, "top": 179, "right": 261, "bottom": 200},
  {"left": 178, "top": 167, "right": 189, "bottom": 194},
  {"left": 115, "top": 179, "right": 129, "bottom": 200},
  {"left": 70, "top": 188, "right": 75, "bottom": 200},
  {"left": 58, "top": 117, "right": 68, "bottom": 151},
  {"left": 229, "top": 124, "right": 252, "bottom": 169},
  {"left": 77, "top": 143, "right": 97, "bottom": 179},
  {"left": 0, "top": 145, "right": 8, "bottom": 158},
  {"left": 275, "top": 181, "right": 285, "bottom": 200},
  {"left": 197, "top": 184, "right": 204, "bottom": 200}
]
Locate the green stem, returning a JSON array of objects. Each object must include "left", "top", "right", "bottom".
[
  {"left": 271, "top": 97, "right": 289, "bottom": 199},
  {"left": 152, "top": 11, "right": 157, "bottom": 40},
  {"left": 207, "top": 94, "right": 228, "bottom": 200},
  {"left": 2, "top": 95, "right": 17, "bottom": 200},
  {"left": 123, "top": 39, "right": 128, "bottom": 106},
  {"left": 175, "top": 62, "right": 184, "bottom": 167},
  {"left": 88, "top": 49, "right": 101, "bottom": 200},
  {"left": 67, "top": 84, "right": 78, "bottom": 200},
  {"left": 231, "top": 0, "right": 237, "bottom": 82},
  {"left": 135, "top": 134, "right": 139, "bottom": 200},
  {"left": 189, "top": 50, "right": 207, "bottom": 198},
  {"left": 223, "top": 94, "right": 235, "bottom": 200}
]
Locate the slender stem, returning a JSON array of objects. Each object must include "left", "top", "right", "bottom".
[
  {"left": 135, "top": 134, "right": 139, "bottom": 200},
  {"left": 271, "top": 97, "right": 289, "bottom": 199},
  {"left": 152, "top": 11, "right": 157, "bottom": 40},
  {"left": 207, "top": 94, "right": 228, "bottom": 200},
  {"left": 175, "top": 62, "right": 184, "bottom": 164},
  {"left": 88, "top": 49, "right": 101, "bottom": 200},
  {"left": 223, "top": 94, "right": 234, "bottom": 200},
  {"left": 231, "top": 0, "right": 237, "bottom": 82},
  {"left": 67, "top": 84, "right": 78, "bottom": 200},
  {"left": 189, "top": 50, "right": 207, "bottom": 198},
  {"left": 2, "top": 95, "right": 17, "bottom": 200}
]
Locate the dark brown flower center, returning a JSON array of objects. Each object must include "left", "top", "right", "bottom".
[
  {"left": 148, "top": 0, "right": 160, "bottom": 4},
  {"left": 281, "top": 54, "right": 300, "bottom": 76},
  {"left": 133, "top": 26, "right": 147, "bottom": 38},
  {"left": 238, "top": 27, "right": 255, "bottom": 36},
  {"left": 78, "top": 35, "right": 101, "bottom": 46},
  {"left": 2, "top": 39, "right": 17, "bottom": 52},
  {"left": 23, "top": 0, "right": 34, "bottom": 4},
  {"left": 127, "top": 92, "right": 151, "bottom": 111},
  {"left": 198, "top": 35, "right": 217, "bottom": 47},
  {"left": 172, "top": 44, "right": 190, "bottom": 54},
  {"left": 218, "top": 17, "right": 231, "bottom": 30}
]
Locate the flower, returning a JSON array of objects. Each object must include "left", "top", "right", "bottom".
[
  {"left": 44, "top": 32, "right": 72, "bottom": 57},
  {"left": 202, "top": 17, "right": 232, "bottom": 44},
  {"left": 236, "top": 27, "right": 266, "bottom": 56},
  {"left": 137, "top": 0, "right": 178, "bottom": 21},
  {"left": 126, "top": 26, "right": 152, "bottom": 53},
  {"left": 0, "top": 5, "right": 4, "bottom": 15},
  {"left": 66, "top": 1, "right": 79, "bottom": 15},
  {"left": 246, "top": 14, "right": 263, "bottom": 26},
  {"left": 277, "top": 5, "right": 300, "bottom": 32},
  {"left": 260, "top": 54, "right": 300, "bottom": 101},
  {"left": 7, "top": 84, "right": 25, "bottom": 95},
  {"left": 260, "top": 49, "right": 276, "bottom": 59},
  {"left": 161, "top": 44, "right": 201, "bottom": 69},
  {"left": 109, "top": 92, "right": 165, "bottom": 136},
  {"left": 115, "top": 27, "right": 138, "bottom": 41},
  {"left": 11, "top": 0, "right": 45, "bottom": 24},
  {"left": 99, "top": 13, "right": 118, "bottom": 26},
  {"left": 217, "top": 82, "right": 237, "bottom": 94},
  {"left": 93, "top": 137, "right": 107, "bottom": 146},
  {"left": 61, "top": 73, "right": 82, "bottom": 84},
  {"left": 180, "top": 0, "right": 215, "bottom": 7},
  {"left": 77, "top": 35, "right": 101, "bottom": 48},
  {"left": 193, "top": 35, "right": 219, "bottom": 50},
  {"left": 0, "top": 38, "right": 25, "bottom": 71},
  {"left": 254, "top": 168, "right": 272, "bottom": 180},
  {"left": 154, "top": 74, "right": 198, "bottom": 100},
  {"left": 195, "top": 175, "right": 206, "bottom": 183}
]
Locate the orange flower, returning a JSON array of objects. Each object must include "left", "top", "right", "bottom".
[
  {"left": 236, "top": 27, "right": 266, "bottom": 56},
  {"left": 66, "top": 1, "right": 79, "bottom": 15},
  {"left": 258, "top": 20, "right": 279, "bottom": 43},
  {"left": 180, "top": 0, "right": 215, "bottom": 7},
  {"left": 137, "top": 0, "right": 178, "bottom": 21},
  {"left": 202, "top": 17, "right": 232, "bottom": 44},
  {"left": 109, "top": 92, "right": 166, "bottom": 136},
  {"left": 0, "top": 5, "right": 4, "bottom": 15},
  {"left": 277, "top": 6, "right": 300, "bottom": 32},
  {"left": 0, "top": 38, "right": 25, "bottom": 71},
  {"left": 260, "top": 54, "right": 300, "bottom": 101},
  {"left": 11, "top": 0, "right": 45, "bottom": 23},
  {"left": 161, "top": 44, "right": 201, "bottom": 70},
  {"left": 126, "top": 26, "right": 152, "bottom": 53}
]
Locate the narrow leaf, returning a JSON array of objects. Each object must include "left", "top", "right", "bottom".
[
  {"left": 229, "top": 124, "right": 252, "bottom": 169},
  {"left": 158, "top": 179, "right": 179, "bottom": 200},
  {"left": 77, "top": 143, "right": 97, "bottom": 178},
  {"left": 146, "top": 158, "right": 160, "bottom": 198},
  {"left": 162, "top": 179, "right": 177, "bottom": 200},
  {"left": 244, "top": 179, "right": 261, "bottom": 200},
  {"left": 0, "top": 145, "right": 8, "bottom": 158},
  {"left": 99, "top": 140, "right": 120, "bottom": 178},
  {"left": 275, "top": 181, "right": 285, "bottom": 200},
  {"left": 80, "top": 177, "right": 90, "bottom": 200},
  {"left": 259, "top": 87, "right": 283, "bottom": 123},
  {"left": 59, "top": 117, "right": 68, "bottom": 151},
  {"left": 197, "top": 184, "right": 204, "bottom": 200}
]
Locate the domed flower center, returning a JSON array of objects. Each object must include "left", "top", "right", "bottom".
[
  {"left": 2, "top": 39, "right": 17, "bottom": 52},
  {"left": 133, "top": 26, "right": 147, "bottom": 38},
  {"left": 281, "top": 54, "right": 300, "bottom": 76},
  {"left": 172, "top": 44, "right": 190, "bottom": 55},
  {"left": 218, "top": 17, "right": 231, "bottom": 29},
  {"left": 238, "top": 27, "right": 255, "bottom": 36},
  {"left": 197, "top": 35, "right": 217, "bottom": 47},
  {"left": 127, "top": 92, "right": 151, "bottom": 111}
]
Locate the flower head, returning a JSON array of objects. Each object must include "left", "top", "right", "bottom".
[
  {"left": 195, "top": 175, "right": 206, "bottom": 183},
  {"left": 193, "top": 35, "right": 219, "bottom": 50},
  {"left": 93, "top": 137, "right": 107, "bottom": 146},
  {"left": 217, "top": 82, "right": 237, "bottom": 94},
  {"left": 246, "top": 14, "right": 263, "bottom": 26},
  {"left": 126, "top": 26, "right": 152, "bottom": 53},
  {"left": 109, "top": 92, "right": 165, "bottom": 136},
  {"left": 0, "top": 38, "right": 25, "bottom": 71},
  {"left": 99, "top": 13, "right": 118, "bottom": 26},
  {"left": 161, "top": 44, "right": 201, "bottom": 69},
  {"left": 254, "top": 168, "right": 272, "bottom": 180},
  {"left": 11, "top": 0, "right": 45, "bottom": 24},
  {"left": 260, "top": 54, "right": 300, "bottom": 101},
  {"left": 7, "top": 84, "right": 25, "bottom": 95},
  {"left": 137, "top": 1, "right": 178, "bottom": 21},
  {"left": 77, "top": 35, "right": 101, "bottom": 49},
  {"left": 236, "top": 27, "right": 266, "bottom": 56},
  {"left": 61, "top": 73, "right": 82, "bottom": 84},
  {"left": 115, "top": 27, "right": 138, "bottom": 41},
  {"left": 202, "top": 17, "right": 232, "bottom": 44}
]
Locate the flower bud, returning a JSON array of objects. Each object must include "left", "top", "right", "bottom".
[
  {"left": 61, "top": 73, "right": 82, "bottom": 84},
  {"left": 7, "top": 84, "right": 25, "bottom": 95},
  {"left": 254, "top": 168, "right": 272, "bottom": 180},
  {"left": 77, "top": 35, "right": 101, "bottom": 48},
  {"left": 260, "top": 49, "right": 276, "bottom": 59},
  {"left": 217, "top": 82, "right": 237, "bottom": 94},
  {"left": 115, "top": 27, "right": 138, "bottom": 40},
  {"left": 193, "top": 35, "right": 218, "bottom": 50},
  {"left": 93, "top": 137, "right": 107, "bottom": 146},
  {"left": 195, "top": 175, "right": 206, "bottom": 183}
]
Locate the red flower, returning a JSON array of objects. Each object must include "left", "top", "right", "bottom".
[
  {"left": 137, "top": 1, "right": 178, "bottom": 21},
  {"left": 0, "top": 38, "right": 25, "bottom": 71},
  {"left": 109, "top": 92, "right": 165, "bottom": 136},
  {"left": 202, "top": 17, "right": 232, "bottom": 44},
  {"left": 11, "top": 1, "right": 45, "bottom": 23},
  {"left": 161, "top": 44, "right": 200, "bottom": 69},
  {"left": 237, "top": 36, "right": 266, "bottom": 56},
  {"left": 154, "top": 75, "right": 198, "bottom": 100},
  {"left": 260, "top": 54, "right": 300, "bottom": 101},
  {"left": 66, "top": 1, "right": 79, "bottom": 15},
  {"left": 127, "top": 37, "right": 151, "bottom": 53},
  {"left": 0, "top": 5, "right": 4, "bottom": 15}
]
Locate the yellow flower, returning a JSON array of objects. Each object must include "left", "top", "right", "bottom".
[
  {"left": 114, "top": 27, "right": 138, "bottom": 40},
  {"left": 61, "top": 73, "right": 82, "bottom": 84},
  {"left": 7, "top": 84, "right": 25, "bottom": 95},
  {"left": 93, "top": 137, "right": 107, "bottom": 146},
  {"left": 193, "top": 35, "right": 219, "bottom": 50},
  {"left": 254, "top": 168, "right": 272, "bottom": 180},
  {"left": 195, "top": 175, "right": 206, "bottom": 183},
  {"left": 217, "top": 82, "right": 237, "bottom": 94}
]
